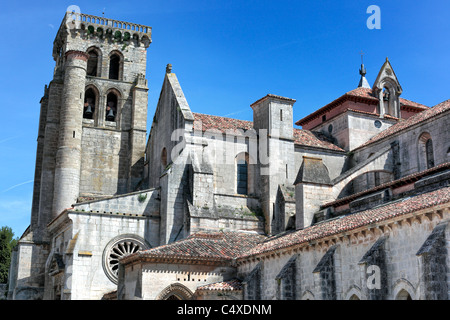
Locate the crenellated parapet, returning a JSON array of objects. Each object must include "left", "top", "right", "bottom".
[{"left": 53, "top": 12, "right": 152, "bottom": 61}]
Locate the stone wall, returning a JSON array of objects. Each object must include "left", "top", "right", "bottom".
[
  {"left": 73, "top": 188, "right": 160, "bottom": 218},
  {"left": 80, "top": 127, "right": 129, "bottom": 196},
  {"left": 45, "top": 208, "right": 155, "bottom": 300},
  {"left": 294, "top": 146, "right": 346, "bottom": 181},
  {"left": 8, "top": 239, "right": 49, "bottom": 300},
  {"left": 354, "top": 110, "right": 450, "bottom": 178},
  {"left": 237, "top": 210, "right": 449, "bottom": 300},
  {"left": 313, "top": 109, "right": 396, "bottom": 152},
  {"left": 120, "top": 262, "right": 236, "bottom": 300},
  {"left": 146, "top": 72, "right": 194, "bottom": 189},
  {"left": 295, "top": 183, "right": 333, "bottom": 229}
]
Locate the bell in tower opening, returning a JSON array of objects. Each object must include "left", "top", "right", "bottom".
[
  {"left": 84, "top": 88, "right": 96, "bottom": 119},
  {"left": 106, "top": 92, "right": 118, "bottom": 121}
]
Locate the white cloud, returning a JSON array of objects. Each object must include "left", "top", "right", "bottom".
[{"left": 2, "top": 180, "right": 34, "bottom": 193}]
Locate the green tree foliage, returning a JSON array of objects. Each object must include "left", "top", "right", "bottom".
[{"left": 0, "top": 226, "right": 18, "bottom": 283}]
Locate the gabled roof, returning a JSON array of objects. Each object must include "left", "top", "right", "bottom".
[
  {"left": 356, "top": 99, "right": 450, "bottom": 150},
  {"left": 237, "top": 186, "right": 450, "bottom": 260}
]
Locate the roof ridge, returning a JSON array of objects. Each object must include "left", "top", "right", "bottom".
[{"left": 193, "top": 112, "right": 252, "bottom": 122}]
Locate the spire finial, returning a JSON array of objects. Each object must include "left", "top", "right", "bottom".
[
  {"left": 166, "top": 63, "right": 172, "bottom": 74},
  {"left": 359, "top": 50, "right": 366, "bottom": 77},
  {"left": 358, "top": 51, "right": 370, "bottom": 88}
]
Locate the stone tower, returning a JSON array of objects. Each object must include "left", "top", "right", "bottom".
[
  {"left": 9, "top": 11, "right": 152, "bottom": 299},
  {"left": 251, "top": 94, "right": 296, "bottom": 234},
  {"left": 31, "top": 12, "right": 152, "bottom": 241}
]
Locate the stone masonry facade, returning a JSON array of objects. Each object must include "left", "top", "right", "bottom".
[{"left": 7, "top": 11, "right": 450, "bottom": 300}]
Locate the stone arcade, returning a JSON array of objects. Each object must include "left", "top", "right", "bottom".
[{"left": 8, "top": 11, "right": 450, "bottom": 300}]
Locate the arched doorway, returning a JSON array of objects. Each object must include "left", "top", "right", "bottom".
[
  {"left": 396, "top": 289, "right": 412, "bottom": 300},
  {"left": 156, "top": 283, "right": 194, "bottom": 300}
]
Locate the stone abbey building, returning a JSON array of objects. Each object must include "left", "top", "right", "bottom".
[{"left": 8, "top": 11, "right": 450, "bottom": 300}]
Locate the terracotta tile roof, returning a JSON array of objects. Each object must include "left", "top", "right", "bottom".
[
  {"left": 295, "top": 88, "right": 378, "bottom": 126},
  {"left": 399, "top": 97, "right": 429, "bottom": 110},
  {"left": 346, "top": 87, "right": 379, "bottom": 100},
  {"left": 193, "top": 113, "right": 344, "bottom": 151},
  {"left": 238, "top": 187, "right": 450, "bottom": 259},
  {"left": 125, "top": 231, "right": 266, "bottom": 263},
  {"left": 196, "top": 279, "right": 242, "bottom": 291},
  {"left": 357, "top": 99, "right": 450, "bottom": 150},
  {"left": 193, "top": 113, "right": 254, "bottom": 132},
  {"left": 346, "top": 87, "right": 429, "bottom": 110},
  {"left": 295, "top": 87, "right": 428, "bottom": 126}
]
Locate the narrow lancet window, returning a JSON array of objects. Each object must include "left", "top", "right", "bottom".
[
  {"left": 237, "top": 159, "right": 248, "bottom": 195},
  {"left": 109, "top": 54, "right": 120, "bottom": 80},
  {"left": 86, "top": 50, "right": 98, "bottom": 77},
  {"left": 425, "top": 138, "right": 434, "bottom": 169}
]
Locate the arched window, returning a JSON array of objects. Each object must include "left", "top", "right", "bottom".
[
  {"left": 86, "top": 49, "right": 99, "bottom": 77},
  {"left": 109, "top": 53, "right": 121, "bottom": 80},
  {"left": 83, "top": 88, "right": 96, "bottom": 119},
  {"left": 105, "top": 92, "right": 118, "bottom": 122},
  {"left": 418, "top": 132, "right": 434, "bottom": 170},
  {"left": 237, "top": 159, "right": 248, "bottom": 195},
  {"left": 425, "top": 138, "right": 434, "bottom": 169}
]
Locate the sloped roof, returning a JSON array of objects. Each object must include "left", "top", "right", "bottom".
[
  {"left": 193, "top": 113, "right": 344, "bottom": 152},
  {"left": 293, "top": 128, "right": 344, "bottom": 152},
  {"left": 345, "top": 87, "right": 428, "bottom": 111},
  {"left": 357, "top": 99, "right": 450, "bottom": 150},
  {"left": 193, "top": 113, "right": 253, "bottom": 132},
  {"left": 295, "top": 87, "right": 428, "bottom": 126},
  {"left": 238, "top": 186, "right": 450, "bottom": 260},
  {"left": 121, "top": 231, "right": 266, "bottom": 264},
  {"left": 195, "top": 279, "right": 243, "bottom": 291},
  {"left": 294, "top": 157, "right": 332, "bottom": 185}
]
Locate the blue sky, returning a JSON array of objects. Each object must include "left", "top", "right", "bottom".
[{"left": 0, "top": 0, "right": 449, "bottom": 238}]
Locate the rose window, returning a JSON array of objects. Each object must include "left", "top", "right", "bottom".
[{"left": 102, "top": 235, "right": 148, "bottom": 284}]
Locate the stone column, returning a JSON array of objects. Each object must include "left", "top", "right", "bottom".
[{"left": 52, "top": 50, "right": 88, "bottom": 217}]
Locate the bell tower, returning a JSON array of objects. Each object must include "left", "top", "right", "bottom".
[
  {"left": 31, "top": 11, "right": 152, "bottom": 241},
  {"left": 372, "top": 58, "right": 402, "bottom": 118}
]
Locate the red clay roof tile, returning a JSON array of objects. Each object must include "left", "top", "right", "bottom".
[
  {"left": 356, "top": 99, "right": 450, "bottom": 150},
  {"left": 238, "top": 186, "right": 450, "bottom": 259}
]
